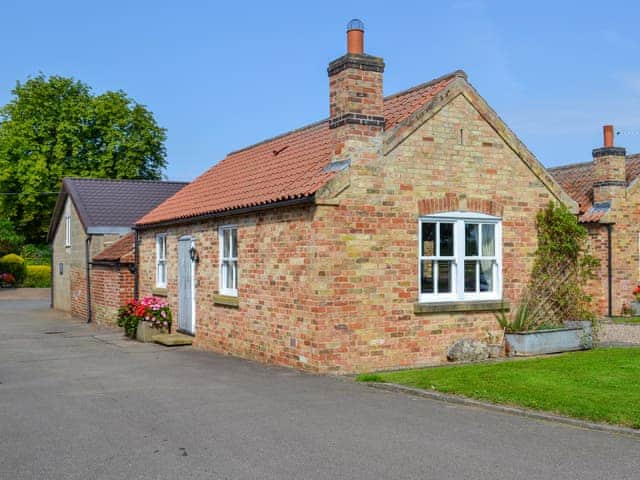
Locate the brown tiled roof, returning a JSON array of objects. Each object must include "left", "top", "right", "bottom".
[
  {"left": 136, "top": 72, "right": 459, "bottom": 227},
  {"left": 93, "top": 233, "right": 135, "bottom": 263},
  {"left": 548, "top": 154, "right": 640, "bottom": 221}
]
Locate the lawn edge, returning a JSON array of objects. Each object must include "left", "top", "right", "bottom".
[{"left": 365, "top": 382, "right": 640, "bottom": 439}]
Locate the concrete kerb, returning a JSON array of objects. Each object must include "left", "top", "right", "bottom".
[{"left": 365, "top": 382, "right": 640, "bottom": 440}]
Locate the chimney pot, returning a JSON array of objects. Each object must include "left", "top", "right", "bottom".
[
  {"left": 603, "top": 125, "right": 614, "bottom": 148},
  {"left": 346, "top": 19, "right": 364, "bottom": 54}
]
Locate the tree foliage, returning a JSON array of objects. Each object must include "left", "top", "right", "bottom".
[
  {"left": 0, "top": 218, "right": 24, "bottom": 256},
  {"left": 0, "top": 75, "right": 167, "bottom": 242}
]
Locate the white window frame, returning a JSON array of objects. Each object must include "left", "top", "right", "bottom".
[
  {"left": 156, "top": 234, "right": 168, "bottom": 288},
  {"left": 64, "top": 203, "right": 72, "bottom": 248},
  {"left": 419, "top": 212, "right": 502, "bottom": 303},
  {"left": 219, "top": 225, "right": 238, "bottom": 297}
]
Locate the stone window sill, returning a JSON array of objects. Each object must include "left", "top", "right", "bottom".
[
  {"left": 213, "top": 294, "right": 239, "bottom": 308},
  {"left": 414, "top": 300, "right": 509, "bottom": 314},
  {"left": 152, "top": 287, "right": 168, "bottom": 297}
]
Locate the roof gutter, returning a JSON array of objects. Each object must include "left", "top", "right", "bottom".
[{"left": 134, "top": 196, "right": 316, "bottom": 231}]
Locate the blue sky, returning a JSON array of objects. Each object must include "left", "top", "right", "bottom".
[{"left": 2, "top": 0, "right": 639, "bottom": 181}]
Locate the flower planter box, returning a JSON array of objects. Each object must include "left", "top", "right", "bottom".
[
  {"left": 505, "top": 321, "right": 592, "bottom": 356},
  {"left": 136, "top": 322, "right": 167, "bottom": 343},
  {"left": 631, "top": 302, "right": 640, "bottom": 316}
]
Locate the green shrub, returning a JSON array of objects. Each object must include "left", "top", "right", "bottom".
[
  {"left": 0, "top": 254, "right": 27, "bottom": 286},
  {"left": 20, "top": 244, "right": 51, "bottom": 265},
  {"left": 23, "top": 265, "right": 51, "bottom": 288}
]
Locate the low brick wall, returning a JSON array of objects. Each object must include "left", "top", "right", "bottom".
[{"left": 599, "top": 321, "right": 640, "bottom": 345}]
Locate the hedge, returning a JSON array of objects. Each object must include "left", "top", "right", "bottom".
[{"left": 23, "top": 265, "right": 51, "bottom": 288}]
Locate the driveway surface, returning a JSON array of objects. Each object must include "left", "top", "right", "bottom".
[{"left": 1, "top": 299, "right": 639, "bottom": 480}]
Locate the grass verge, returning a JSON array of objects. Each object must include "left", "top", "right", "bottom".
[
  {"left": 356, "top": 348, "right": 640, "bottom": 428},
  {"left": 609, "top": 317, "right": 640, "bottom": 324}
]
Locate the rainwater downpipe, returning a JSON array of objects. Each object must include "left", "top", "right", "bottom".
[
  {"left": 134, "top": 228, "right": 140, "bottom": 300},
  {"left": 85, "top": 236, "right": 93, "bottom": 323},
  {"left": 607, "top": 224, "right": 612, "bottom": 318}
]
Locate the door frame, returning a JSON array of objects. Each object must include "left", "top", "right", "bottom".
[{"left": 178, "top": 235, "right": 196, "bottom": 335}]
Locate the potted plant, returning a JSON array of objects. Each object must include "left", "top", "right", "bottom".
[
  {"left": 117, "top": 299, "right": 139, "bottom": 338},
  {"left": 0, "top": 272, "right": 16, "bottom": 288},
  {"left": 496, "top": 303, "right": 592, "bottom": 356},
  {"left": 631, "top": 286, "right": 640, "bottom": 315},
  {"left": 117, "top": 297, "right": 172, "bottom": 342}
]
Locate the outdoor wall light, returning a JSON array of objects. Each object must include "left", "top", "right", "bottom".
[{"left": 189, "top": 246, "right": 199, "bottom": 263}]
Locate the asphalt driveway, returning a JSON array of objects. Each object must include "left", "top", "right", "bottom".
[{"left": 1, "top": 299, "right": 639, "bottom": 480}]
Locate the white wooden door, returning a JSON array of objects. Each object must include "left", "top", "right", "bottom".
[{"left": 178, "top": 237, "right": 195, "bottom": 334}]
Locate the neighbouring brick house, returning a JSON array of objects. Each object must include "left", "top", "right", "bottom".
[
  {"left": 135, "top": 21, "right": 577, "bottom": 373},
  {"left": 48, "top": 178, "right": 186, "bottom": 320},
  {"left": 549, "top": 126, "right": 640, "bottom": 317}
]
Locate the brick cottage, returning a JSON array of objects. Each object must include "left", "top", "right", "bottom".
[
  {"left": 549, "top": 126, "right": 640, "bottom": 317},
  {"left": 135, "top": 20, "right": 577, "bottom": 373}
]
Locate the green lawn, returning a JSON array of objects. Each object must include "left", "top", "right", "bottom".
[{"left": 357, "top": 348, "right": 640, "bottom": 428}]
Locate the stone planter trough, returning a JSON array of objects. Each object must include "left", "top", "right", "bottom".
[
  {"left": 505, "top": 321, "right": 592, "bottom": 356},
  {"left": 136, "top": 322, "right": 167, "bottom": 343},
  {"left": 631, "top": 301, "right": 640, "bottom": 316}
]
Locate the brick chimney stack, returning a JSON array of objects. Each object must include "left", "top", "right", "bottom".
[
  {"left": 328, "top": 19, "right": 385, "bottom": 158},
  {"left": 593, "top": 125, "right": 627, "bottom": 203}
]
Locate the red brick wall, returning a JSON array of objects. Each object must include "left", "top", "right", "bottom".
[
  {"left": 138, "top": 208, "right": 319, "bottom": 371},
  {"left": 91, "top": 263, "right": 135, "bottom": 328},
  {"left": 585, "top": 224, "right": 609, "bottom": 316},
  {"left": 581, "top": 185, "right": 640, "bottom": 317}
]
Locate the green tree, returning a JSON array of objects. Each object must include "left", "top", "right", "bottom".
[
  {"left": 0, "top": 218, "right": 24, "bottom": 256},
  {"left": 0, "top": 75, "right": 167, "bottom": 242}
]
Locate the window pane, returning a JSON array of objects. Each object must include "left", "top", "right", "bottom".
[
  {"left": 225, "top": 260, "right": 233, "bottom": 289},
  {"left": 439, "top": 223, "right": 454, "bottom": 256},
  {"left": 420, "top": 259, "right": 434, "bottom": 294},
  {"left": 223, "top": 229, "right": 230, "bottom": 258},
  {"left": 231, "top": 228, "right": 237, "bottom": 258},
  {"left": 464, "top": 260, "right": 477, "bottom": 292},
  {"left": 221, "top": 261, "right": 227, "bottom": 289},
  {"left": 465, "top": 224, "right": 478, "bottom": 256},
  {"left": 482, "top": 224, "right": 495, "bottom": 256},
  {"left": 437, "top": 261, "right": 453, "bottom": 293},
  {"left": 421, "top": 223, "right": 435, "bottom": 257},
  {"left": 480, "top": 260, "right": 494, "bottom": 292},
  {"left": 232, "top": 260, "right": 238, "bottom": 289}
]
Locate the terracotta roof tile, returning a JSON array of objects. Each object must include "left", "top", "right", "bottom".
[
  {"left": 579, "top": 202, "right": 611, "bottom": 223},
  {"left": 93, "top": 233, "right": 135, "bottom": 263},
  {"left": 137, "top": 72, "right": 459, "bottom": 227},
  {"left": 384, "top": 74, "right": 457, "bottom": 129},
  {"left": 548, "top": 154, "right": 640, "bottom": 220}
]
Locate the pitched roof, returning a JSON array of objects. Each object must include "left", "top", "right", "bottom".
[
  {"left": 548, "top": 154, "right": 640, "bottom": 221},
  {"left": 92, "top": 233, "right": 135, "bottom": 264},
  {"left": 136, "top": 72, "right": 459, "bottom": 227},
  {"left": 48, "top": 178, "right": 187, "bottom": 241}
]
